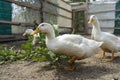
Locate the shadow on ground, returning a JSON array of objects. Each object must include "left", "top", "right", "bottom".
[{"left": 39, "top": 58, "right": 118, "bottom": 80}]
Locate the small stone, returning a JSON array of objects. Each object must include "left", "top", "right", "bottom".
[
  {"left": 112, "top": 78, "right": 118, "bottom": 80},
  {"left": 75, "top": 77, "right": 79, "bottom": 80},
  {"left": 6, "top": 67, "right": 10, "bottom": 69},
  {"left": 6, "top": 73, "right": 10, "bottom": 75}
]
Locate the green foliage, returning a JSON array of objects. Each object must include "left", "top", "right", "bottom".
[
  {"left": 0, "top": 24, "right": 69, "bottom": 67},
  {"left": 0, "top": 47, "right": 24, "bottom": 64},
  {"left": 20, "top": 27, "right": 68, "bottom": 66}
]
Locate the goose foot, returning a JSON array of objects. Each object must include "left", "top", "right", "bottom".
[
  {"left": 64, "top": 56, "right": 76, "bottom": 70},
  {"left": 95, "top": 51, "right": 105, "bottom": 58},
  {"left": 64, "top": 65, "right": 75, "bottom": 71},
  {"left": 103, "top": 58, "right": 114, "bottom": 62}
]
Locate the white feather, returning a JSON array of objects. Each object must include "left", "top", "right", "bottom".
[
  {"left": 33, "top": 23, "right": 103, "bottom": 58},
  {"left": 89, "top": 15, "right": 120, "bottom": 52}
]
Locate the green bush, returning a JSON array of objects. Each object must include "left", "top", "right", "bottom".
[
  {"left": 0, "top": 24, "right": 69, "bottom": 67},
  {"left": 20, "top": 24, "right": 69, "bottom": 66},
  {"left": 0, "top": 47, "right": 24, "bottom": 64}
]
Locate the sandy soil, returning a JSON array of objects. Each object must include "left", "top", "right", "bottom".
[{"left": 0, "top": 53, "right": 120, "bottom": 80}]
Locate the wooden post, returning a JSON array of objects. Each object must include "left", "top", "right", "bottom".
[
  {"left": 5, "top": 0, "right": 40, "bottom": 11},
  {"left": 85, "top": 2, "right": 89, "bottom": 34},
  {"left": 72, "top": 10, "right": 75, "bottom": 31},
  {"left": 40, "top": 0, "right": 44, "bottom": 23},
  {"left": 84, "top": 10, "right": 88, "bottom": 34}
]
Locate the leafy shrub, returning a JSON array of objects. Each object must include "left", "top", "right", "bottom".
[
  {"left": 21, "top": 24, "right": 69, "bottom": 66},
  {"left": 0, "top": 47, "right": 24, "bottom": 64},
  {"left": 0, "top": 24, "right": 69, "bottom": 66}
]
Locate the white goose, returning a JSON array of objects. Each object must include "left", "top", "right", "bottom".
[
  {"left": 88, "top": 15, "right": 120, "bottom": 62},
  {"left": 23, "top": 29, "right": 40, "bottom": 45},
  {"left": 31, "top": 23, "right": 103, "bottom": 70}
]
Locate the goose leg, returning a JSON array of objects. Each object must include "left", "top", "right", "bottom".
[
  {"left": 103, "top": 51, "right": 114, "bottom": 62},
  {"left": 64, "top": 56, "right": 76, "bottom": 70}
]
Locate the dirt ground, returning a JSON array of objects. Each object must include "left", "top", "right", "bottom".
[{"left": 0, "top": 39, "right": 120, "bottom": 80}]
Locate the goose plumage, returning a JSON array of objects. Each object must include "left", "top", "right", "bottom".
[
  {"left": 31, "top": 22, "right": 103, "bottom": 70},
  {"left": 88, "top": 15, "right": 120, "bottom": 62},
  {"left": 23, "top": 29, "right": 40, "bottom": 45}
]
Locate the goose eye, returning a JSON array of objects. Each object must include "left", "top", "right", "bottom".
[
  {"left": 41, "top": 24, "right": 44, "bottom": 26},
  {"left": 93, "top": 16, "right": 95, "bottom": 18}
]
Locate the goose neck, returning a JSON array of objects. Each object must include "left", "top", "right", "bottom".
[
  {"left": 45, "top": 28, "right": 55, "bottom": 41},
  {"left": 92, "top": 21, "right": 101, "bottom": 33}
]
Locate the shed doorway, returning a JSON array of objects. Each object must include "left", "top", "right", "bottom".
[{"left": 72, "top": 10, "right": 86, "bottom": 34}]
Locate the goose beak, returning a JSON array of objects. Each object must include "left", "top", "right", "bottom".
[
  {"left": 22, "top": 32, "right": 27, "bottom": 36},
  {"left": 88, "top": 18, "right": 93, "bottom": 24},
  {"left": 31, "top": 28, "right": 40, "bottom": 35}
]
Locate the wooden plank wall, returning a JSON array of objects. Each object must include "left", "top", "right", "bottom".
[
  {"left": 4, "top": 0, "right": 72, "bottom": 28},
  {"left": 87, "top": 2, "right": 116, "bottom": 34},
  {"left": 0, "top": 0, "right": 72, "bottom": 41},
  {"left": 43, "top": 0, "right": 72, "bottom": 28}
]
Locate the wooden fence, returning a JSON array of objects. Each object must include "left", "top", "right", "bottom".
[
  {"left": 0, "top": 0, "right": 72, "bottom": 41},
  {"left": 87, "top": 2, "right": 118, "bottom": 34},
  {"left": 3, "top": 0, "right": 72, "bottom": 28}
]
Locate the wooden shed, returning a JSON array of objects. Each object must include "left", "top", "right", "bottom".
[
  {"left": 71, "top": 0, "right": 120, "bottom": 34},
  {"left": 1, "top": 0, "right": 120, "bottom": 42},
  {"left": 70, "top": 2, "right": 88, "bottom": 34},
  {"left": 87, "top": 0, "right": 118, "bottom": 34}
]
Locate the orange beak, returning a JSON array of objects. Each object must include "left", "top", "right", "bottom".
[
  {"left": 88, "top": 18, "right": 93, "bottom": 24},
  {"left": 31, "top": 28, "right": 40, "bottom": 35},
  {"left": 22, "top": 32, "right": 27, "bottom": 36}
]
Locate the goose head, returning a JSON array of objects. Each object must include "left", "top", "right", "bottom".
[
  {"left": 31, "top": 23, "right": 54, "bottom": 35},
  {"left": 23, "top": 29, "right": 33, "bottom": 36},
  {"left": 88, "top": 15, "right": 98, "bottom": 25}
]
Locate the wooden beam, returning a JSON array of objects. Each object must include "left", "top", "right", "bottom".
[
  {"left": 46, "top": 0, "right": 72, "bottom": 13},
  {"left": 0, "top": 20, "right": 34, "bottom": 27},
  {"left": 61, "top": 0, "right": 71, "bottom": 5},
  {"left": 0, "top": 34, "right": 27, "bottom": 42},
  {"left": 43, "top": 10, "right": 72, "bottom": 20},
  {"left": 99, "top": 18, "right": 120, "bottom": 21},
  {"left": 88, "top": 27, "right": 120, "bottom": 30},
  {"left": 59, "top": 26, "right": 72, "bottom": 28},
  {"left": 88, "top": 9, "right": 120, "bottom": 14},
  {"left": 88, "top": 18, "right": 120, "bottom": 21},
  {"left": 5, "top": 0, "right": 40, "bottom": 11}
]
